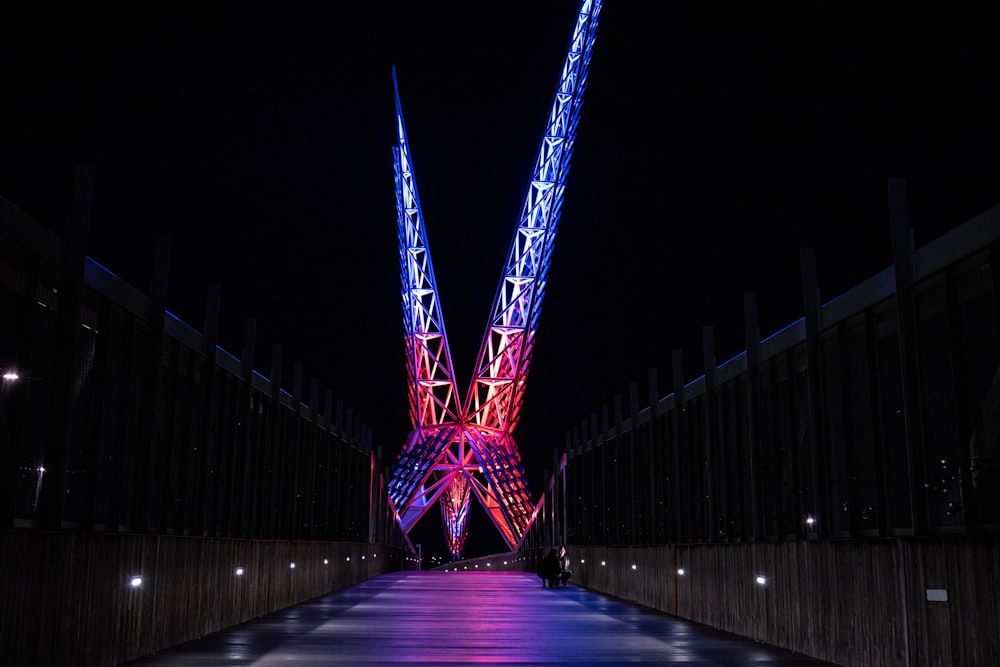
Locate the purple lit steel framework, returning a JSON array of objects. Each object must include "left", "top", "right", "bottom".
[{"left": 389, "top": 0, "right": 602, "bottom": 558}]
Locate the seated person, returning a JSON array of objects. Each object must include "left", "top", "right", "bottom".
[
  {"left": 537, "top": 546, "right": 572, "bottom": 588},
  {"left": 554, "top": 545, "right": 571, "bottom": 587}
]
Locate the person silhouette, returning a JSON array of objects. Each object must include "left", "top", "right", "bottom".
[
  {"left": 537, "top": 548, "right": 559, "bottom": 588},
  {"left": 537, "top": 546, "right": 571, "bottom": 588},
  {"left": 554, "top": 545, "right": 571, "bottom": 587}
]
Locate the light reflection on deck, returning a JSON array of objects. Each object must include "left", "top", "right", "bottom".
[{"left": 125, "top": 571, "right": 834, "bottom": 665}]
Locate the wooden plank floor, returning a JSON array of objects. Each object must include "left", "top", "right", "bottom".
[{"left": 124, "top": 571, "right": 837, "bottom": 666}]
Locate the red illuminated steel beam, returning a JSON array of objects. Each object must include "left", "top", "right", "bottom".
[{"left": 388, "top": 0, "right": 602, "bottom": 558}]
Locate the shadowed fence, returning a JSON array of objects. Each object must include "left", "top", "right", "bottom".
[
  {"left": 518, "top": 184, "right": 1000, "bottom": 666},
  {"left": 1, "top": 176, "right": 416, "bottom": 666}
]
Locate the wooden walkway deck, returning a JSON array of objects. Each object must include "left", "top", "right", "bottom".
[{"left": 124, "top": 571, "right": 836, "bottom": 666}]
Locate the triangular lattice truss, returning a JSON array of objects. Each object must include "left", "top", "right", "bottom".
[{"left": 388, "top": 0, "right": 602, "bottom": 559}]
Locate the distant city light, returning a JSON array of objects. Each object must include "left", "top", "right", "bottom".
[
  {"left": 756, "top": 575, "right": 767, "bottom": 585},
  {"left": 130, "top": 576, "right": 143, "bottom": 588},
  {"left": 235, "top": 567, "right": 244, "bottom": 576}
]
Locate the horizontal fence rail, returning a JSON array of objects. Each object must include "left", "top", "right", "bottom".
[
  {"left": 1, "top": 184, "right": 409, "bottom": 545},
  {"left": 547, "top": 195, "right": 1000, "bottom": 547}
]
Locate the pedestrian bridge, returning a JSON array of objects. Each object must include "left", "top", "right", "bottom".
[
  {"left": 124, "top": 571, "right": 831, "bottom": 666},
  {"left": 4, "top": 176, "right": 1000, "bottom": 667}
]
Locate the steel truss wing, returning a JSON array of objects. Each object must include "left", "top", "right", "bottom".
[
  {"left": 465, "top": 0, "right": 602, "bottom": 432},
  {"left": 393, "top": 68, "right": 461, "bottom": 429},
  {"left": 388, "top": 424, "right": 466, "bottom": 532},
  {"left": 387, "top": 0, "right": 602, "bottom": 558}
]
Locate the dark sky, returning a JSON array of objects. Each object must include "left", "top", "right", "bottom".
[{"left": 3, "top": 2, "right": 999, "bottom": 556}]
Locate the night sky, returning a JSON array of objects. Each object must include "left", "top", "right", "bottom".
[{"left": 3, "top": 2, "right": 999, "bottom": 556}]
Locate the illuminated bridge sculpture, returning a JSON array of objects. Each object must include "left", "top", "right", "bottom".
[{"left": 388, "top": 0, "right": 602, "bottom": 558}]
